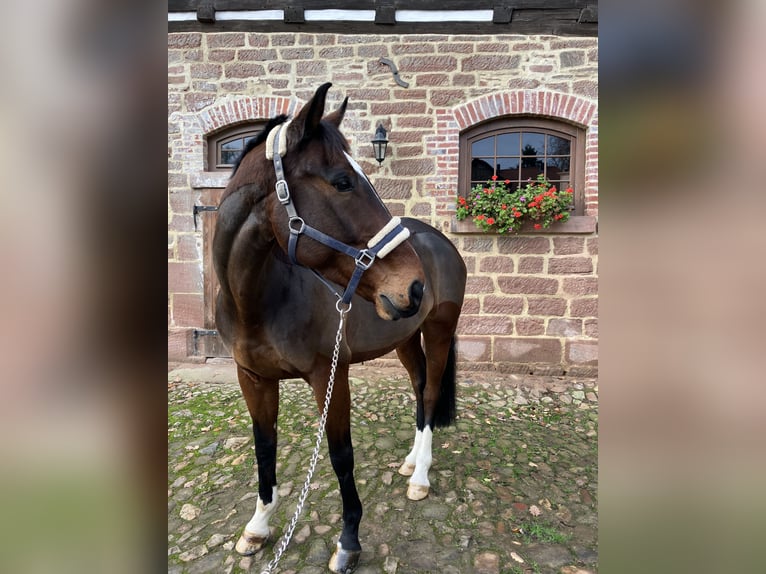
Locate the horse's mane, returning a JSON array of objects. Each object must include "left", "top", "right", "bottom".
[{"left": 231, "top": 114, "right": 289, "bottom": 176}]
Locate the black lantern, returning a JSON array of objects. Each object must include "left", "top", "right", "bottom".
[{"left": 371, "top": 124, "right": 388, "bottom": 164}]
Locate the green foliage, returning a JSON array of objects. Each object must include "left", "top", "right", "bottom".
[{"left": 455, "top": 174, "right": 574, "bottom": 233}]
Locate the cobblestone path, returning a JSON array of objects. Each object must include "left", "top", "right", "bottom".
[{"left": 168, "top": 363, "right": 597, "bottom": 574}]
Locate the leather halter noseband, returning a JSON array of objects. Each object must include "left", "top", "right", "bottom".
[{"left": 267, "top": 121, "right": 410, "bottom": 307}]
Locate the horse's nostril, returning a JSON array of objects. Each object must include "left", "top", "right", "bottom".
[{"left": 410, "top": 280, "right": 424, "bottom": 308}]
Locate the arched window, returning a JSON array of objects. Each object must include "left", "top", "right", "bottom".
[
  {"left": 459, "top": 117, "right": 586, "bottom": 215},
  {"left": 206, "top": 122, "right": 266, "bottom": 171}
]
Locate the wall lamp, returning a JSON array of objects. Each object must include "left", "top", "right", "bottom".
[{"left": 371, "top": 123, "right": 388, "bottom": 164}]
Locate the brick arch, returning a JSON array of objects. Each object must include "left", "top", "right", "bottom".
[
  {"left": 197, "top": 95, "right": 297, "bottom": 136},
  {"left": 425, "top": 90, "right": 598, "bottom": 216},
  {"left": 452, "top": 90, "right": 596, "bottom": 130}
]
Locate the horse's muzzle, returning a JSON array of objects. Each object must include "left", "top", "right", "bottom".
[{"left": 379, "top": 280, "right": 423, "bottom": 320}]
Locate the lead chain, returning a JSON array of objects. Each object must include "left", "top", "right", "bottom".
[{"left": 260, "top": 301, "right": 350, "bottom": 574}]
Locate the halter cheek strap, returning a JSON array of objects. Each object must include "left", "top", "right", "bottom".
[{"left": 269, "top": 122, "right": 411, "bottom": 306}]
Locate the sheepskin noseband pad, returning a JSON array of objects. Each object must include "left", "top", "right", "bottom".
[{"left": 368, "top": 217, "right": 410, "bottom": 259}]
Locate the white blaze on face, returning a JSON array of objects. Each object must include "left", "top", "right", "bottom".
[
  {"left": 343, "top": 151, "right": 388, "bottom": 211},
  {"left": 244, "top": 485, "right": 279, "bottom": 536}
]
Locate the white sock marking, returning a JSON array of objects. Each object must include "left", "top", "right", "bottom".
[
  {"left": 410, "top": 427, "right": 433, "bottom": 488},
  {"left": 245, "top": 485, "right": 279, "bottom": 536}
]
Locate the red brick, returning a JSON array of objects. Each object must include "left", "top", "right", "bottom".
[
  {"left": 518, "top": 256, "right": 544, "bottom": 273},
  {"left": 370, "top": 102, "right": 428, "bottom": 115},
  {"left": 318, "top": 46, "right": 354, "bottom": 58},
  {"left": 479, "top": 256, "right": 514, "bottom": 273},
  {"left": 497, "top": 236, "right": 550, "bottom": 254},
  {"left": 246, "top": 34, "right": 270, "bottom": 47},
  {"left": 392, "top": 43, "right": 435, "bottom": 54},
  {"left": 527, "top": 297, "right": 566, "bottom": 316},
  {"left": 457, "top": 315, "right": 512, "bottom": 335},
  {"left": 390, "top": 158, "right": 433, "bottom": 176},
  {"left": 462, "top": 54, "right": 520, "bottom": 71},
  {"left": 566, "top": 341, "right": 598, "bottom": 365},
  {"left": 453, "top": 73, "right": 475, "bottom": 86},
  {"left": 207, "top": 34, "right": 245, "bottom": 48},
  {"left": 587, "top": 237, "right": 598, "bottom": 255},
  {"left": 168, "top": 33, "right": 201, "bottom": 49},
  {"left": 552, "top": 237, "right": 585, "bottom": 255},
  {"left": 584, "top": 318, "right": 598, "bottom": 338},
  {"left": 548, "top": 257, "right": 593, "bottom": 274},
  {"left": 562, "top": 277, "right": 598, "bottom": 296},
  {"left": 456, "top": 337, "right": 491, "bottom": 362},
  {"left": 238, "top": 48, "right": 278, "bottom": 61},
  {"left": 547, "top": 318, "right": 583, "bottom": 337},
  {"left": 296, "top": 60, "right": 327, "bottom": 76},
  {"left": 461, "top": 297, "right": 480, "bottom": 314},
  {"left": 280, "top": 47, "right": 315, "bottom": 60},
  {"left": 173, "top": 294, "right": 204, "bottom": 327},
  {"left": 209, "top": 49, "right": 236, "bottom": 62},
  {"left": 570, "top": 298, "right": 598, "bottom": 318},
  {"left": 176, "top": 235, "right": 200, "bottom": 261},
  {"left": 184, "top": 93, "right": 215, "bottom": 111},
  {"left": 398, "top": 55, "right": 457, "bottom": 72},
  {"left": 225, "top": 63, "right": 266, "bottom": 78},
  {"left": 494, "top": 338, "right": 562, "bottom": 364},
  {"left": 516, "top": 318, "right": 544, "bottom": 336},
  {"left": 168, "top": 262, "right": 203, "bottom": 294},
  {"left": 483, "top": 296, "right": 523, "bottom": 315},
  {"left": 416, "top": 73, "right": 450, "bottom": 86},
  {"left": 168, "top": 329, "right": 193, "bottom": 360},
  {"left": 466, "top": 276, "right": 494, "bottom": 295},
  {"left": 498, "top": 276, "right": 559, "bottom": 295}
]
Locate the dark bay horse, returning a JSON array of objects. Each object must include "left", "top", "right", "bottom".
[{"left": 212, "top": 83, "right": 466, "bottom": 573}]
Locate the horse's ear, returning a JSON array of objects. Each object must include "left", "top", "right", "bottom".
[
  {"left": 324, "top": 96, "right": 348, "bottom": 128},
  {"left": 289, "top": 82, "right": 332, "bottom": 146}
]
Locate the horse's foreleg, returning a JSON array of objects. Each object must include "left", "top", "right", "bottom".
[
  {"left": 310, "top": 363, "right": 362, "bottom": 574},
  {"left": 234, "top": 366, "right": 280, "bottom": 556}
]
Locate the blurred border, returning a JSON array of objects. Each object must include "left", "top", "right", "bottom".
[
  {"left": 0, "top": 2, "right": 168, "bottom": 572},
  {"left": 600, "top": 0, "right": 766, "bottom": 571}
]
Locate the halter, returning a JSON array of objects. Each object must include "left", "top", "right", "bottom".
[{"left": 267, "top": 121, "right": 411, "bottom": 307}]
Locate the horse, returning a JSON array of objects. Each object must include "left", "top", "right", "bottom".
[{"left": 212, "top": 82, "right": 467, "bottom": 573}]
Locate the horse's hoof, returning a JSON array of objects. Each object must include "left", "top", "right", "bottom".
[
  {"left": 329, "top": 545, "right": 361, "bottom": 573},
  {"left": 235, "top": 530, "right": 269, "bottom": 556},
  {"left": 398, "top": 461, "right": 415, "bottom": 476},
  {"left": 406, "top": 483, "right": 429, "bottom": 501}
]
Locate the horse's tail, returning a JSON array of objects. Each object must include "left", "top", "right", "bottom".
[{"left": 433, "top": 336, "right": 458, "bottom": 428}]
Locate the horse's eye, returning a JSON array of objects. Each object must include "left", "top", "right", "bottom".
[{"left": 333, "top": 176, "right": 354, "bottom": 193}]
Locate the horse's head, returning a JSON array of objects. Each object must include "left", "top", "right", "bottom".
[{"left": 263, "top": 83, "right": 425, "bottom": 320}]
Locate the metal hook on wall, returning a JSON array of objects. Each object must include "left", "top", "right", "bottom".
[{"left": 378, "top": 57, "right": 409, "bottom": 88}]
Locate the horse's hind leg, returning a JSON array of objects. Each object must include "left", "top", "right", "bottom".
[
  {"left": 308, "top": 363, "right": 362, "bottom": 574},
  {"left": 234, "top": 366, "right": 280, "bottom": 556},
  {"left": 395, "top": 330, "right": 427, "bottom": 480},
  {"left": 397, "top": 320, "right": 458, "bottom": 501}
]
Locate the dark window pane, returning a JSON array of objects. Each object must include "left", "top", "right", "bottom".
[
  {"left": 547, "top": 134, "right": 570, "bottom": 155},
  {"left": 471, "top": 137, "right": 494, "bottom": 157},
  {"left": 521, "top": 132, "right": 545, "bottom": 156},
  {"left": 471, "top": 157, "right": 495, "bottom": 181},
  {"left": 496, "top": 157, "right": 520, "bottom": 179},
  {"left": 520, "top": 164, "right": 544, "bottom": 181},
  {"left": 496, "top": 132, "right": 519, "bottom": 155},
  {"left": 220, "top": 150, "right": 240, "bottom": 165},
  {"left": 244, "top": 135, "right": 257, "bottom": 146},
  {"left": 221, "top": 139, "right": 242, "bottom": 151},
  {"left": 546, "top": 157, "right": 570, "bottom": 174}
]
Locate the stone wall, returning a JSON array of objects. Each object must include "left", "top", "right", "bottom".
[{"left": 168, "top": 32, "right": 598, "bottom": 374}]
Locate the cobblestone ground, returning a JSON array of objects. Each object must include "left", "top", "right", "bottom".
[{"left": 168, "top": 362, "right": 597, "bottom": 574}]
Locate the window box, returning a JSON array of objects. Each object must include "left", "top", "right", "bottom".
[{"left": 450, "top": 215, "right": 597, "bottom": 234}]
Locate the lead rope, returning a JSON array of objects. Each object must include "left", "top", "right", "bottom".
[{"left": 260, "top": 299, "right": 351, "bottom": 574}]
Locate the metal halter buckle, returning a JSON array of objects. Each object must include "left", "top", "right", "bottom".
[
  {"left": 275, "top": 179, "right": 290, "bottom": 203},
  {"left": 288, "top": 217, "right": 305, "bottom": 235},
  {"left": 355, "top": 249, "right": 375, "bottom": 270}
]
